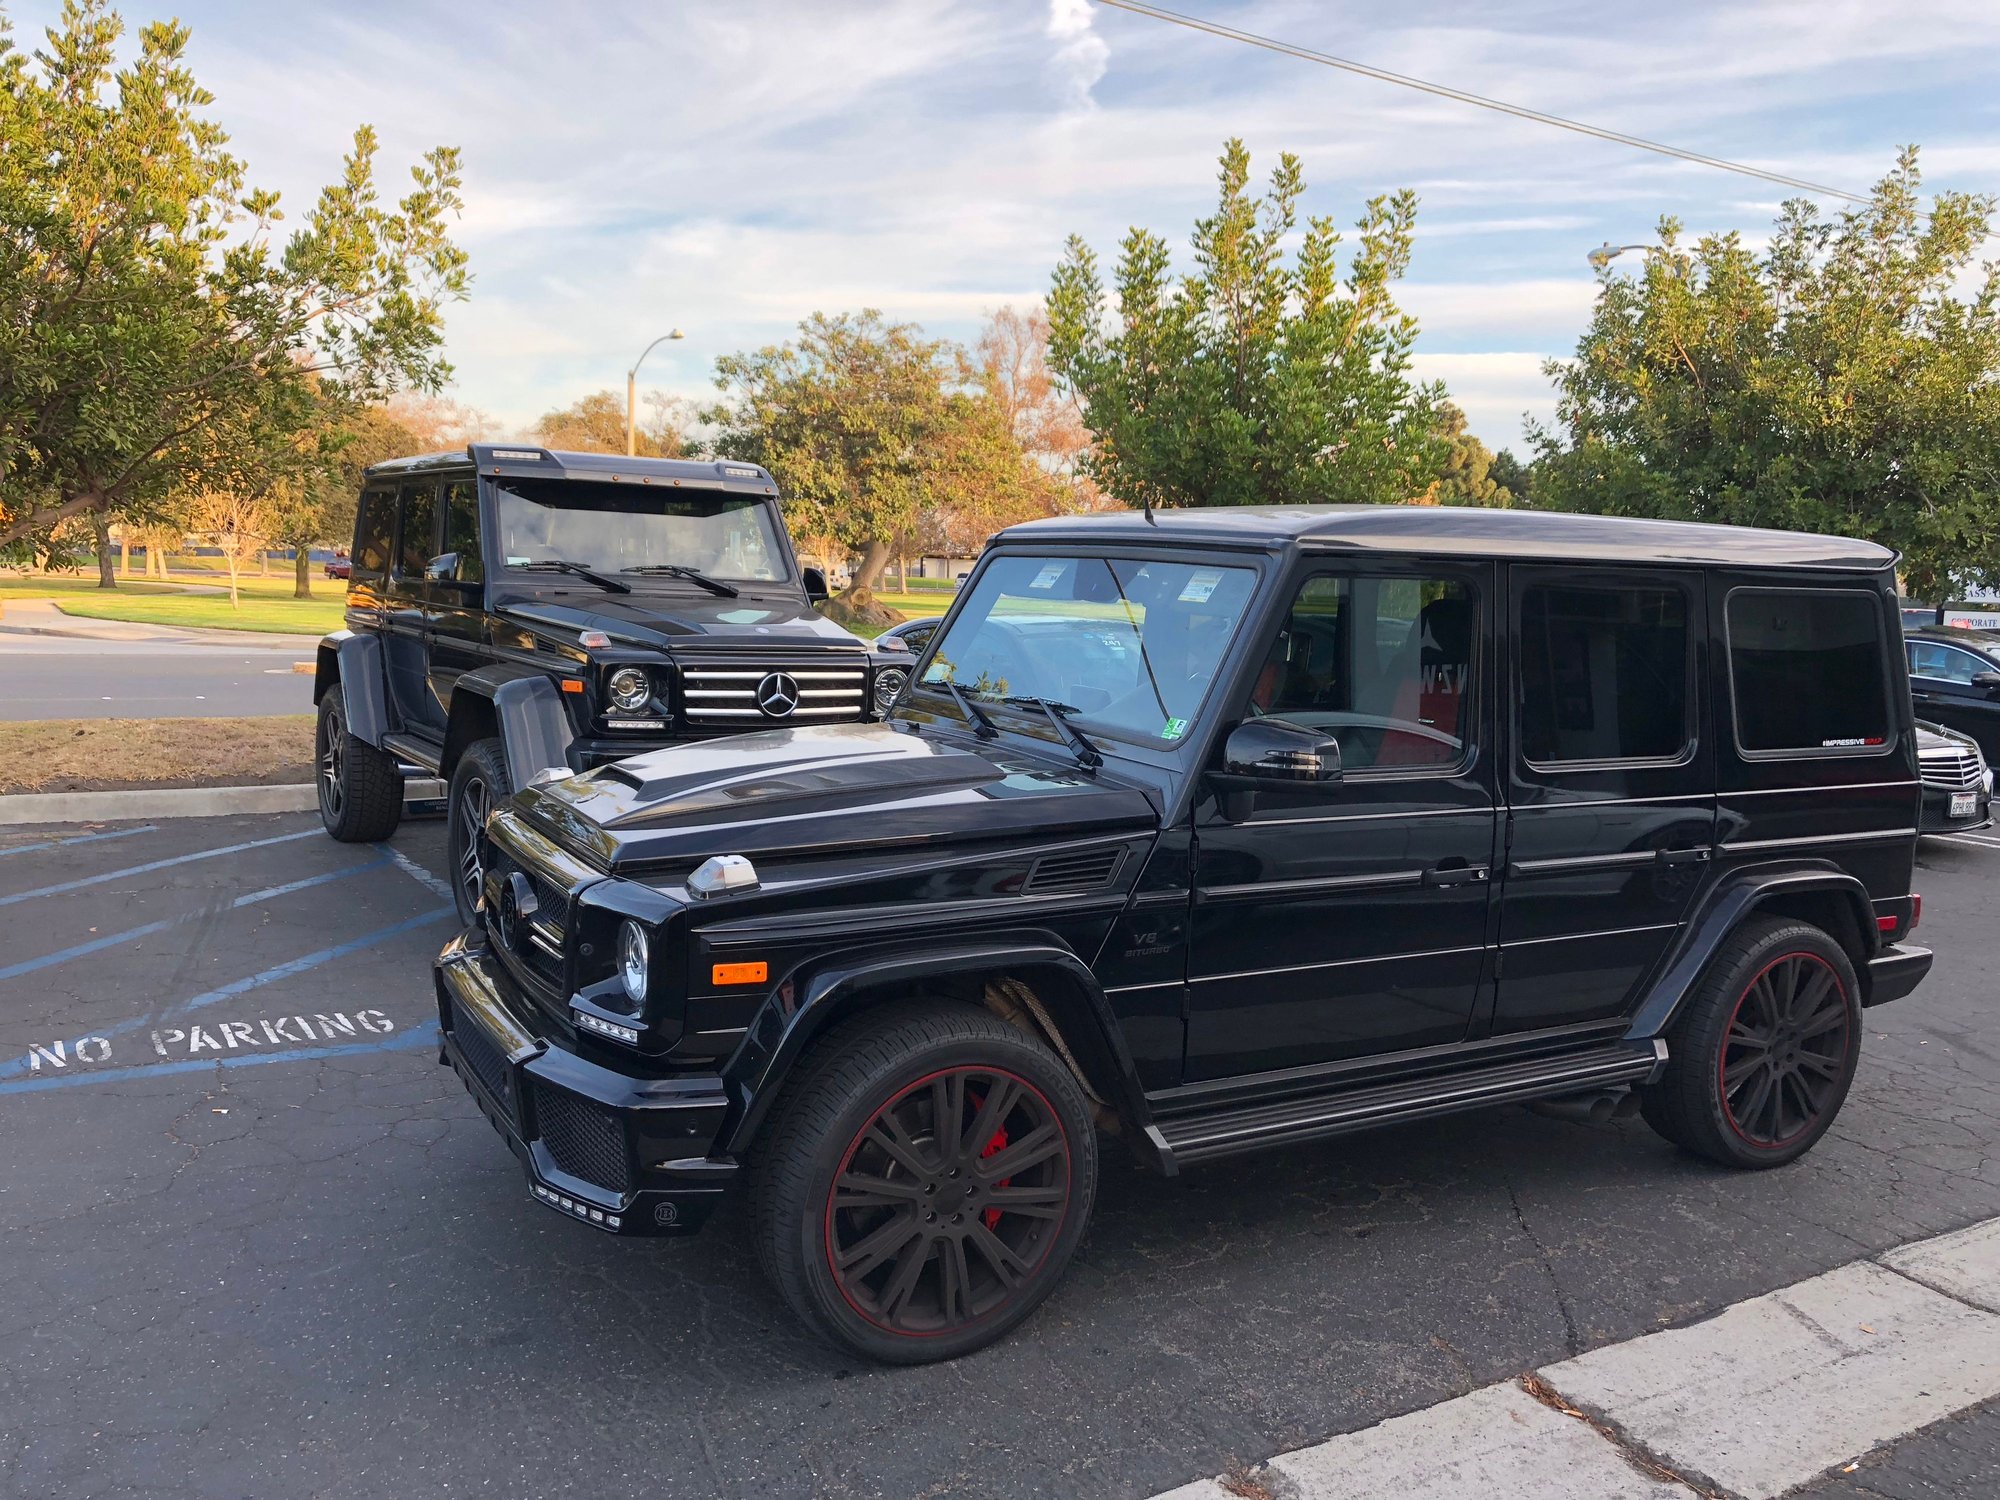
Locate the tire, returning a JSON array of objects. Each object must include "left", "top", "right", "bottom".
[
  {"left": 1640, "top": 916, "right": 1862, "bottom": 1169},
  {"left": 446, "top": 738, "right": 511, "bottom": 927},
  {"left": 316, "top": 685, "right": 403, "bottom": 843},
  {"left": 750, "top": 1000, "right": 1098, "bottom": 1365}
]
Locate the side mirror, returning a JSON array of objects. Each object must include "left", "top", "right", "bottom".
[
  {"left": 801, "top": 566, "right": 830, "bottom": 605},
  {"left": 1975, "top": 671, "right": 2000, "bottom": 694},
  {"left": 424, "top": 552, "right": 461, "bottom": 583},
  {"left": 1210, "top": 719, "right": 1341, "bottom": 818}
]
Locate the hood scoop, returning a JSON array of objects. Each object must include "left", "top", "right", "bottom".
[{"left": 1023, "top": 846, "right": 1125, "bottom": 894}]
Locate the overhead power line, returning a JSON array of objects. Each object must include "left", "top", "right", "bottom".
[{"left": 1091, "top": 0, "right": 1876, "bottom": 206}]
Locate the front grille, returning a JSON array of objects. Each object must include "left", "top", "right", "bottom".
[
  {"left": 680, "top": 663, "right": 866, "bottom": 726},
  {"left": 485, "top": 845, "right": 571, "bottom": 988},
  {"left": 532, "top": 1079, "right": 631, "bottom": 1194},
  {"left": 1919, "top": 746, "right": 1985, "bottom": 790},
  {"left": 452, "top": 1004, "right": 512, "bottom": 1104},
  {"left": 1025, "top": 846, "right": 1125, "bottom": 893}
]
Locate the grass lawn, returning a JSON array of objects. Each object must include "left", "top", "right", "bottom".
[
  {"left": 0, "top": 574, "right": 203, "bottom": 599},
  {"left": 871, "top": 591, "right": 951, "bottom": 618},
  {"left": 53, "top": 590, "right": 346, "bottom": 635},
  {"left": 0, "top": 715, "right": 316, "bottom": 794}
]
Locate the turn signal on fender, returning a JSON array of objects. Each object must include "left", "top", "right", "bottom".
[{"left": 711, "top": 961, "right": 769, "bottom": 986}]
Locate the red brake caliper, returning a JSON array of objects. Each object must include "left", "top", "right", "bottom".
[{"left": 973, "top": 1090, "right": 1009, "bottom": 1231}]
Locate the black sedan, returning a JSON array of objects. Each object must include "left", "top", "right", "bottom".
[
  {"left": 1916, "top": 721, "right": 1993, "bottom": 834},
  {"left": 1905, "top": 624, "right": 2000, "bottom": 758}
]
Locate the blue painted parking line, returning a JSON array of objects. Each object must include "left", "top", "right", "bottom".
[
  {"left": 0, "top": 1020, "right": 440, "bottom": 1097},
  {"left": 0, "top": 827, "right": 319, "bottom": 908},
  {"left": 0, "top": 905, "right": 454, "bottom": 1081},
  {"left": 0, "top": 855, "right": 393, "bottom": 982},
  {"left": 0, "top": 824, "right": 159, "bottom": 859}
]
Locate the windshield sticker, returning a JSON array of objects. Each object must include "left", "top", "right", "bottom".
[
  {"left": 1162, "top": 716, "right": 1189, "bottom": 740},
  {"left": 506, "top": 555, "right": 533, "bottom": 567},
  {"left": 1029, "top": 563, "right": 1065, "bottom": 591},
  {"left": 1179, "top": 572, "right": 1221, "bottom": 604},
  {"left": 715, "top": 609, "right": 774, "bottom": 624}
]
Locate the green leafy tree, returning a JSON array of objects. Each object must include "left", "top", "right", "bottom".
[
  {"left": 1423, "top": 402, "right": 1512, "bottom": 506},
  {"left": 1047, "top": 138, "right": 1446, "bottom": 511},
  {"left": 1528, "top": 149, "right": 2000, "bottom": 602},
  {"left": 707, "top": 310, "right": 1038, "bottom": 615},
  {"left": 535, "top": 388, "right": 685, "bottom": 457},
  {"left": 0, "top": 1, "right": 468, "bottom": 585},
  {"left": 1488, "top": 449, "right": 1532, "bottom": 506}
]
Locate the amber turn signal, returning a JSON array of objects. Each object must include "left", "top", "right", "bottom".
[
  {"left": 711, "top": 961, "right": 769, "bottom": 986},
  {"left": 559, "top": 678, "right": 585, "bottom": 694}
]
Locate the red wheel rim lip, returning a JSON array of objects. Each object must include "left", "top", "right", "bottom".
[
  {"left": 1718, "top": 950, "right": 1850, "bottom": 1150},
  {"left": 822, "top": 1063, "right": 1071, "bottom": 1340}
]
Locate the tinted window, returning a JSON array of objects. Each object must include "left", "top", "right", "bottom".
[
  {"left": 1728, "top": 589, "right": 1890, "bottom": 754},
  {"left": 493, "top": 478, "right": 786, "bottom": 582},
  {"left": 354, "top": 489, "right": 396, "bottom": 577},
  {"left": 1908, "top": 640, "right": 1993, "bottom": 685},
  {"left": 442, "top": 481, "right": 482, "bottom": 584},
  {"left": 396, "top": 484, "right": 438, "bottom": 577},
  {"left": 1520, "top": 584, "right": 1690, "bottom": 764},
  {"left": 1251, "top": 574, "right": 1475, "bottom": 771}
]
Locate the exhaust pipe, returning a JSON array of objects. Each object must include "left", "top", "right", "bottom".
[{"left": 1528, "top": 1087, "right": 1641, "bottom": 1125}]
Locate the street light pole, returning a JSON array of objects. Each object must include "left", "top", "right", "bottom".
[
  {"left": 626, "top": 329, "right": 686, "bottom": 456},
  {"left": 1587, "top": 242, "right": 1656, "bottom": 271}
]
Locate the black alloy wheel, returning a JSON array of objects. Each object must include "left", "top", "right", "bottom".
[
  {"left": 825, "top": 1065, "right": 1071, "bottom": 1336},
  {"left": 446, "top": 738, "right": 511, "bottom": 926},
  {"left": 314, "top": 685, "right": 403, "bottom": 843},
  {"left": 1640, "top": 915, "right": 1862, "bottom": 1169},
  {"left": 752, "top": 1001, "right": 1098, "bottom": 1364}
]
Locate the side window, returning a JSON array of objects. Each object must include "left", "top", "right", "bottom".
[
  {"left": 1519, "top": 583, "right": 1690, "bottom": 765},
  {"left": 1250, "top": 573, "right": 1476, "bottom": 771},
  {"left": 396, "top": 483, "right": 438, "bottom": 578},
  {"left": 1909, "top": 641, "right": 1984, "bottom": 685},
  {"left": 1727, "top": 589, "right": 1891, "bottom": 755},
  {"left": 442, "top": 481, "right": 483, "bottom": 584},
  {"left": 353, "top": 488, "right": 396, "bottom": 578}
]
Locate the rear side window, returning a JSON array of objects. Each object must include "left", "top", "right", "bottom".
[
  {"left": 1519, "top": 583, "right": 1691, "bottom": 764},
  {"left": 353, "top": 488, "right": 395, "bottom": 577},
  {"left": 1727, "top": 589, "right": 1891, "bottom": 755},
  {"left": 396, "top": 483, "right": 438, "bottom": 577}
]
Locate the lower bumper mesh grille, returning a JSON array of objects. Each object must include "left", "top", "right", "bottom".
[
  {"left": 532, "top": 1079, "right": 631, "bottom": 1194},
  {"left": 452, "top": 1006, "right": 511, "bottom": 1104}
]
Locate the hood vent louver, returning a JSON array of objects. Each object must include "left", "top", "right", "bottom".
[{"left": 1024, "top": 846, "right": 1124, "bottom": 895}]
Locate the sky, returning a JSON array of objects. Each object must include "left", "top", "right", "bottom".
[{"left": 14, "top": 0, "right": 2000, "bottom": 455}]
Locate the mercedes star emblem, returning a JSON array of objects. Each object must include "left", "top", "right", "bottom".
[{"left": 755, "top": 671, "right": 800, "bottom": 717}]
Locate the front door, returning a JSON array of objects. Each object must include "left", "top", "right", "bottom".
[
  {"left": 1492, "top": 567, "right": 1715, "bottom": 1034},
  {"left": 1185, "top": 562, "right": 1499, "bottom": 1081},
  {"left": 427, "top": 479, "right": 489, "bottom": 718},
  {"left": 384, "top": 480, "right": 444, "bottom": 738},
  {"left": 1907, "top": 638, "right": 2000, "bottom": 757}
]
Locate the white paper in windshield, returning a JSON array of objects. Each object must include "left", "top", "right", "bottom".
[
  {"left": 1179, "top": 571, "right": 1222, "bottom": 603},
  {"left": 1029, "top": 563, "right": 1065, "bottom": 591}
]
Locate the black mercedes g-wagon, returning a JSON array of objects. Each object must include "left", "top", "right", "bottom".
[
  {"left": 434, "top": 504, "right": 1933, "bottom": 1363},
  {"left": 312, "top": 444, "right": 903, "bottom": 922}
]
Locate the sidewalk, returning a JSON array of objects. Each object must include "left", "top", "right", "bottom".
[
  {"left": 0, "top": 597, "right": 313, "bottom": 652},
  {"left": 1155, "top": 1217, "right": 2000, "bottom": 1500}
]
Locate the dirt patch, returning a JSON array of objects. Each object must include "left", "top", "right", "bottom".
[{"left": 0, "top": 716, "right": 316, "bottom": 794}]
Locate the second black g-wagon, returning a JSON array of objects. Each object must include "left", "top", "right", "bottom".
[{"left": 435, "top": 505, "right": 1932, "bottom": 1362}]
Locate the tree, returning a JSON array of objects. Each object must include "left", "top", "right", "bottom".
[
  {"left": 0, "top": 1, "right": 468, "bottom": 585},
  {"left": 1488, "top": 449, "right": 1532, "bottom": 506},
  {"left": 534, "top": 389, "right": 685, "bottom": 457},
  {"left": 183, "top": 485, "right": 270, "bottom": 610},
  {"left": 1047, "top": 138, "right": 1447, "bottom": 511},
  {"left": 708, "top": 310, "right": 1038, "bottom": 616},
  {"left": 1527, "top": 149, "right": 2000, "bottom": 603},
  {"left": 1423, "top": 402, "right": 1512, "bottom": 506},
  {"left": 970, "top": 305, "right": 1097, "bottom": 508}
]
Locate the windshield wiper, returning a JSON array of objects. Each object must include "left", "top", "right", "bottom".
[
  {"left": 1001, "top": 696, "right": 1103, "bottom": 770},
  {"left": 939, "top": 677, "right": 998, "bottom": 739},
  {"left": 619, "top": 564, "right": 739, "bottom": 598},
  {"left": 514, "top": 559, "right": 631, "bottom": 594}
]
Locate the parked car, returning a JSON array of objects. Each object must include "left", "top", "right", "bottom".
[
  {"left": 1903, "top": 624, "right": 2000, "bottom": 758},
  {"left": 875, "top": 615, "right": 941, "bottom": 658},
  {"left": 324, "top": 552, "right": 352, "bottom": 580},
  {"left": 435, "top": 504, "right": 1932, "bottom": 1364},
  {"left": 311, "top": 444, "right": 896, "bottom": 923},
  {"left": 1915, "top": 720, "right": 1993, "bottom": 833}
]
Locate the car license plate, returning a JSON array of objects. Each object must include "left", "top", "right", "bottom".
[{"left": 1951, "top": 792, "right": 1977, "bottom": 819}]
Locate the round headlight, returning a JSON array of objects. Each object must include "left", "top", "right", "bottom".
[
  {"left": 607, "top": 667, "right": 651, "bottom": 712},
  {"left": 875, "top": 666, "right": 910, "bottom": 707},
  {"left": 618, "top": 920, "right": 649, "bottom": 1005}
]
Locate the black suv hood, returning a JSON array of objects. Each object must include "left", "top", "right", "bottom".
[
  {"left": 496, "top": 592, "right": 861, "bottom": 649},
  {"left": 514, "top": 723, "right": 1160, "bottom": 872}
]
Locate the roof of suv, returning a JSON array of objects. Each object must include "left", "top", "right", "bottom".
[
  {"left": 999, "top": 504, "right": 1895, "bottom": 571},
  {"left": 365, "top": 444, "right": 778, "bottom": 496}
]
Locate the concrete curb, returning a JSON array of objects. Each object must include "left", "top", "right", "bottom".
[{"left": 0, "top": 779, "right": 444, "bottom": 827}]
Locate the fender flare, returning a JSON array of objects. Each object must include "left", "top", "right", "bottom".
[
  {"left": 718, "top": 940, "right": 1156, "bottom": 1162},
  {"left": 1624, "top": 860, "right": 1879, "bottom": 1040},
  {"left": 442, "top": 665, "right": 577, "bottom": 785},
  {"left": 314, "top": 632, "right": 391, "bottom": 746}
]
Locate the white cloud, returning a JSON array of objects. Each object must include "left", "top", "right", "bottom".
[{"left": 1047, "top": 0, "right": 1111, "bottom": 111}]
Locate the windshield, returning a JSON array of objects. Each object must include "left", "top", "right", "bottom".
[
  {"left": 493, "top": 478, "right": 787, "bottom": 582},
  {"left": 916, "top": 554, "right": 1258, "bottom": 748}
]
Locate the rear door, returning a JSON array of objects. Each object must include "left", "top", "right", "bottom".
[{"left": 1491, "top": 566, "right": 1715, "bottom": 1035}]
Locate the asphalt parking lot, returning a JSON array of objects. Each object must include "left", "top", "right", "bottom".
[{"left": 2, "top": 814, "right": 1998, "bottom": 1499}]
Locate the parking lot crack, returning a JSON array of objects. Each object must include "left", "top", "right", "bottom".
[
  {"left": 1518, "top": 1372, "right": 1728, "bottom": 1497},
  {"left": 1506, "top": 1178, "right": 1582, "bottom": 1356}
]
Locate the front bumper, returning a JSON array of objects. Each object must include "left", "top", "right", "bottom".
[
  {"left": 434, "top": 930, "right": 736, "bottom": 1235},
  {"left": 1918, "top": 782, "right": 1992, "bottom": 834},
  {"left": 1864, "top": 942, "right": 1934, "bottom": 1008}
]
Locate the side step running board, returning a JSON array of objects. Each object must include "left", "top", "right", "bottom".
[
  {"left": 1150, "top": 1041, "right": 1667, "bottom": 1171},
  {"left": 381, "top": 733, "right": 443, "bottom": 775}
]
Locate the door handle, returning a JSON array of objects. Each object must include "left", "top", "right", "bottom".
[
  {"left": 1422, "top": 864, "right": 1489, "bottom": 886},
  {"left": 1655, "top": 847, "right": 1712, "bottom": 866}
]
